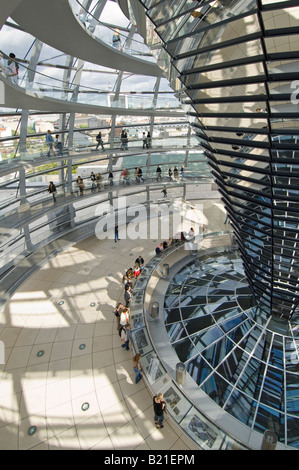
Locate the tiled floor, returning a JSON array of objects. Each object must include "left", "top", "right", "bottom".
[{"left": 0, "top": 199, "right": 228, "bottom": 450}]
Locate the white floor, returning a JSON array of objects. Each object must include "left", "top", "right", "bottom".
[{"left": 0, "top": 199, "right": 229, "bottom": 450}]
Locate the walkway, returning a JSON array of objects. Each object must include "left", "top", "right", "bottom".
[
  {"left": 0, "top": 199, "right": 228, "bottom": 450},
  {"left": 0, "top": 73, "right": 183, "bottom": 117},
  {"left": 10, "top": 0, "right": 162, "bottom": 76}
]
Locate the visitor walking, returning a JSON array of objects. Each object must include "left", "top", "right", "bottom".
[
  {"left": 125, "top": 168, "right": 131, "bottom": 184},
  {"left": 147, "top": 131, "right": 152, "bottom": 148},
  {"left": 114, "top": 223, "right": 120, "bottom": 242},
  {"left": 153, "top": 393, "right": 166, "bottom": 428},
  {"left": 54, "top": 135, "right": 63, "bottom": 156},
  {"left": 108, "top": 170, "right": 114, "bottom": 186},
  {"left": 133, "top": 354, "right": 143, "bottom": 384},
  {"left": 156, "top": 165, "right": 162, "bottom": 181},
  {"left": 120, "top": 323, "right": 131, "bottom": 351},
  {"left": 46, "top": 130, "right": 55, "bottom": 157},
  {"left": 77, "top": 176, "right": 85, "bottom": 196},
  {"left": 137, "top": 167, "right": 144, "bottom": 183},
  {"left": 90, "top": 172, "right": 96, "bottom": 192},
  {"left": 123, "top": 131, "right": 128, "bottom": 150},
  {"left": 120, "top": 130, "right": 128, "bottom": 150},
  {"left": 96, "top": 173, "right": 103, "bottom": 191},
  {"left": 48, "top": 181, "right": 57, "bottom": 202},
  {"left": 95, "top": 131, "right": 104, "bottom": 150},
  {"left": 142, "top": 132, "right": 148, "bottom": 149},
  {"left": 120, "top": 130, "right": 125, "bottom": 150}
]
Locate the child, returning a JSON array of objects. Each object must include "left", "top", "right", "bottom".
[{"left": 134, "top": 263, "right": 140, "bottom": 278}]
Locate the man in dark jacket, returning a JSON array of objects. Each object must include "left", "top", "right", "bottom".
[{"left": 95, "top": 131, "right": 104, "bottom": 150}]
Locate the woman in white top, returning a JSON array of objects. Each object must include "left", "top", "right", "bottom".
[{"left": 120, "top": 308, "right": 130, "bottom": 326}]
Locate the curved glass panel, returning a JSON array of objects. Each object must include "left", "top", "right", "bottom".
[{"left": 163, "top": 250, "right": 299, "bottom": 447}]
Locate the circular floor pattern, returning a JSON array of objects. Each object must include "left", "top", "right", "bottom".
[{"left": 163, "top": 250, "right": 299, "bottom": 449}]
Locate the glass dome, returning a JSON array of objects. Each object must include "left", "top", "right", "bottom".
[{"left": 164, "top": 250, "right": 299, "bottom": 448}]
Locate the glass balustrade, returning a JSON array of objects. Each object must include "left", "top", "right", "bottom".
[
  {"left": 0, "top": 148, "right": 211, "bottom": 216},
  {"left": 0, "top": 175, "right": 216, "bottom": 274},
  {"left": 0, "top": 121, "right": 198, "bottom": 162},
  {"left": 69, "top": 0, "right": 156, "bottom": 62},
  {"left": 0, "top": 56, "right": 183, "bottom": 111}
]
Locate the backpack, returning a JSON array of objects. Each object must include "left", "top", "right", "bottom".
[{"left": 113, "top": 308, "right": 120, "bottom": 317}]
